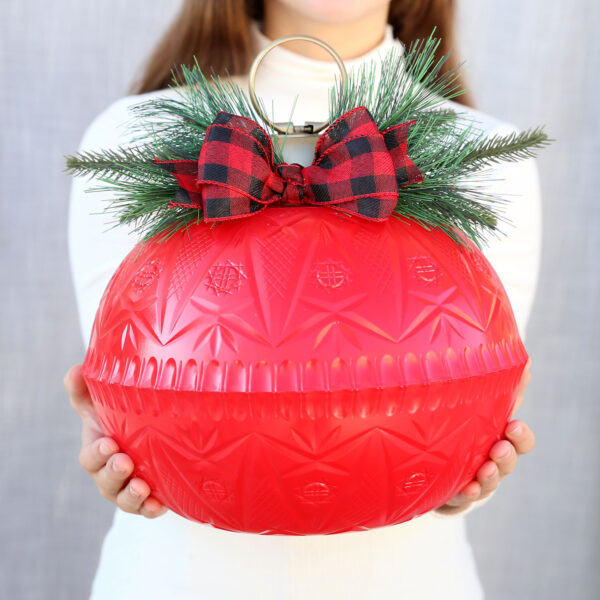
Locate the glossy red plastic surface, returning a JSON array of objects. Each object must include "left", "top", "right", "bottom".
[{"left": 82, "top": 207, "right": 527, "bottom": 535}]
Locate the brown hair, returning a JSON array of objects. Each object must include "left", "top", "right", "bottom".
[{"left": 132, "top": 0, "right": 474, "bottom": 107}]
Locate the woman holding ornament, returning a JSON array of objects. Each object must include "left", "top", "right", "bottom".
[{"left": 64, "top": 0, "right": 540, "bottom": 598}]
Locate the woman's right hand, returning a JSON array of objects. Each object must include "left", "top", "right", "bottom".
[{"left": 64, "top": 364, "right": 168, "bottom": 519}]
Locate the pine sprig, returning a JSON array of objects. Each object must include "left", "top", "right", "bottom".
[
  {"left": 462, "top": 127, "right": 551, "bottom": 170},
  {"left": 64, "top": 32, "right": 550, "bottom": 246},
  {"left": 330, "top": 34, "right": 465, "bottom": 129},
  {"left": 65, "top": 145, "right": 166, "bottom": 182},
  {"left": 125, "top": 59, "right": 287, "bottom": 164}
]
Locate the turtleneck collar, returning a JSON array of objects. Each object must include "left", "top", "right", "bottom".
[
  {"left": 245, "top": 19, "right": 404, "bottom": 125},
  {"left": 248, "top": 19, "right": 403, "bottom": 82}
]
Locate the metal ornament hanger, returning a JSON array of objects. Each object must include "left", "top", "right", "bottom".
[{"left": 248, "top": 34, "right": 348, "bottom": 138}]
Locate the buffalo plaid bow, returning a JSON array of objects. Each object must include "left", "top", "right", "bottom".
[{"left": 155, "top": 105, "right": 423, "bottom": 222}]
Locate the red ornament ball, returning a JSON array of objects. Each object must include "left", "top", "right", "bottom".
[{"left": 83, "top": 206, "right": 527, "bottom": 535}]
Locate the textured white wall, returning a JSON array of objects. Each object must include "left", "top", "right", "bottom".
[{"left": 1, "top": 1, "right": 597, "bottom": 598}]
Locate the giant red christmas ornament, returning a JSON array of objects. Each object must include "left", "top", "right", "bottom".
[
  {"left": 83, "top": 206, "right": 526, "bottom": 535},
  {"left": 68, "top": 33, "right": 548, "bottom": 535}
]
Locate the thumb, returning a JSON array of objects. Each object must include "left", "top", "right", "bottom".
[
  {"left": 511, "top": 358, "right": 532, "bottom": 418},
  {"left": 519, "top": 358, "right": 532, "bottom": 391},
  {"left": 64, "top": 364, "right": 106, "bottom": 446},
  {"left": 64, "top": 364, "right": 95, "bottom": 420}
]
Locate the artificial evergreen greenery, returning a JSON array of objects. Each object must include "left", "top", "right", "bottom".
[{"left": 65, "top": 33, "right": 550, "bottom": 247}]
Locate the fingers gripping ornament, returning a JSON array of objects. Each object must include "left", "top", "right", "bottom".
[{"left": 66, "top": 34, "right": 550, "bottom": 535}]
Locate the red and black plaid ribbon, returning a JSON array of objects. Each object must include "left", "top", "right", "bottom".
[{"left": 155, "top": 105, "right": 423, "bottom": 222}]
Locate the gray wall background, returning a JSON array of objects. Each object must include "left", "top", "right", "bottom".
[{"left": 1, "top": 1, "right": 597, "bottom": 598}]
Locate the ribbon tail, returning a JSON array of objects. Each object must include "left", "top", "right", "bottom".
[
  {"left": 154, "top": 158, "right": 203, "bottom": 208},
  {"left": 381, "top": 120, "right": 424, "bottom": 187},
  {"left": 325, "top": 195, "right": 398, "bottom": 222}
]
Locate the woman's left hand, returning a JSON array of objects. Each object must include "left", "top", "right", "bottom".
[{"left": 435, "top": 360, "right": 535, "bottom": 515}]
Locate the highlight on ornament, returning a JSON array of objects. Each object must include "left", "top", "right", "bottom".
[{"left": 64, "top": 33, "right": 551, "bottom": 535}]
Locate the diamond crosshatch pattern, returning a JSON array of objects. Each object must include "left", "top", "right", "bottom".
[{"left": 83, "top": 207, "right": 527, "bottom": 535}]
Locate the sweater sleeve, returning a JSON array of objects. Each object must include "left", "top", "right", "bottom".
[
  {"left": 432, "top": 124, "right": 543, "bottom": 519},
  {"left": 67, "top": 95, "right": 144, "bottom": 348}
]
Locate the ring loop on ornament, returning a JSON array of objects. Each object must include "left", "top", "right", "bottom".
[{"left": 248, "top": 35, "right": 348, "bottom": 135}]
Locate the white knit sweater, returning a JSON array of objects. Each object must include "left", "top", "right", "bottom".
[{"left": 68, "top": 20, "right": 542, "bottom": 600}]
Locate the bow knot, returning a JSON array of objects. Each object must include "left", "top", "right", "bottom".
[
  {"left": 156, "top": 106, "right": 423, "bottom": 222},
  {"left": 267, "top": 163, "right": 305, "bottom": 205}
]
